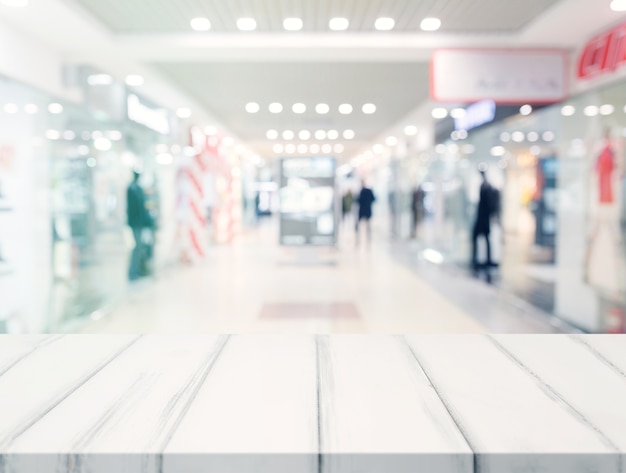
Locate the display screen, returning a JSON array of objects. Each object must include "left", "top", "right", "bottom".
[{"left": 279, "top": 157, "right": 336, "bottom": 246}]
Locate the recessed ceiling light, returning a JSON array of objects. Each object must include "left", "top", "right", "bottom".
[
  {"left": 237, "top": 17, "right": 256, "bottom": 31},
  {"left": 297, "top": 144, "right": 308, "bottom": 154},
  {"left": 373, "top": 144, "right": 384, "bottom": 153},
  {"left": 246, "top": 102, "right": 260, "bottom": 113},
  {"left": 520, "top": 104, "right": 533, "bottom": 116},
  {"left": 491, "top": 146, "right": 506, "bottom": 157},
  {"left": 273, "top": 143, "right": 284, "bottom": 153},
  {"left": 283, "top": 17, "right": 303, "bottom": 31},
  {"left": 94, "top": 137, "right": 112, "bottom": 151},
  {"left": 108, "top": 130, "right": 123, "bottom": 141},
  {"left": 310, "top": 144, "right": 321, "bottom": 153},
  {"left": 333, "top": 144, "right": 345, "bottom": 153},
  {"left": 611, "top": 0, "right": 626, "bottom": 11},
  {"left": 542, "top": 131, "right": 555, "bottom": 142},
  {"left": 431, "top": 107, "right": 448, "bottom": 119},
  {"left": 338, "top": 104, "right": 353, "bottom": 114},
  {"left": 375, "top": 17, "right": 395, "bottom": 31},
  {"left": 404, "top": 125, "right": 418, "bottom": 136},
  {"left": 420, "top": 17, "right": 441, "bottom": 31},
  {"left": 298, "top": 130, "right": 311, "bottom": 140},
  {"left": 45, "top": 130, "right": 60, "bottom": 140},
  {"left": 450, "top": 108, "right": 465, "bottom": 119},
  {"left": 3, "top": 103, "right": 18, "bottom": 114},
  {"left": 269, "top": 102, "right": 283, "bottom": 113},
  {"left": 362, "top": 103, "right": 376, "bottom": 114},
  {"left": 48, "top": 103, "right": 63, "bottom": 114},
  {"left": 87, "top": 74, "right": 113, "bottom": 86},
  {"left": 561, "top": 105, "right": 576, "bottom": 116},
  {"left": 63, "top": 130, "right": 76, "bottom": 140},
  {"left": 315, "top": 130, "right": 327, "bottom": 140},
  {"left": 343, "top": 129, "right": 355, "bottom": 140},
  {"left": 600, "top": 104, "right": 615, "bottom": 115},
  {"left": 327, "top": 130, "right": 339, "bottom": 140},
  {"left": 266, "top": 130, "right": 278, "bottom": 139},
  {"left": 500, "top": 132, "right": 511, "bottom": 142},
  {"left": 329, "top": 17, "right": 349, "bottom": 31},
  {"left": 584, "top": 105, "right": 599, "bottom": 116},
  {"left": 0, "top": 0, "right": 29, "bottom": 7},
  {"left": 386, "top": 136, "right": 398, "bottom": 146},
  {"left": 315, "top": 103, "right": 330, "bottom": 114},
  {"left": 282, "top": 130, "right": 295, "bottom": 140},
  {"left": 285, "top": 144, "right": 296, "bottom": 154},
  {"left": 292, "top": 103, "right": 306, "bottom": 114},
  {"left": 527, "top": 132, "right": 539, "bottom": 142},
  {"left": 322, "top": 144, "right": 332, "bottom": 154},
  {"left": 125, "top": 75, "right": 144, "bottom": 86},
  {"left": 24, "top": 104, "right": 38, "bottom": 114},
  {"left": 176, "top": 107, "right": 192, "bottom": 118},
  {"left": 512, "top": 131, "right": 525, "bottom": 143},
  {"left": 190, "top": 17, "right": 211, "bottom": 31}
]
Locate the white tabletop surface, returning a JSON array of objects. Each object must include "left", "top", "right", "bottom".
[{"left": 0, "top": 334, "right": 624, "bottom": 473}]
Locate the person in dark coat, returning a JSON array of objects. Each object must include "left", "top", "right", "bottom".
[
  {"left": 355, "top": 179, "right": 376, "bottom": 244},
  {"left": 410, "top": 184, "right": 425, "bottom": 239},
  {"left": 126, "top": 171, "right": 152, "bottom": 280},
  {"left": 471, "top": 169, "right": 497, "bottom": 271}
]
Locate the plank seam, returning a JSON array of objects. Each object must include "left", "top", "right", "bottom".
[
  {"left": 156, "top": 334, "right": 231, "bottom": 472},
  {"left": 401, "top": 336, "right": 479, "bottom": 473},
  {"left": 569, "top": 335, "right": 626, "bottom": 380},
  {"left": 0, "top": 335, "right": 66, "bottom": 378},
  {"left": 487, "top": 335, "right": 624, "bottom": 472},
  {"left": 0, "top": 335, "right": 142, "bottom": 451}
]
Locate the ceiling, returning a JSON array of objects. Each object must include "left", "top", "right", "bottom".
[{"left": 3, "top": 0, "right": 624, "bottom": 164}]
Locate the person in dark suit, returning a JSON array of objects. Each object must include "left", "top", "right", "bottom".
[
  {"left": 355, "top": 179, "right": 376, "bottom": 244},
  {"left": 410, "top": 184, "right": 425, "bottom": 239},
  {"left": 471, "top": 169, "right": 498, "bottom": 272},
  {"left": 126, "top": 171, "right": 152, "bottom": 280}
]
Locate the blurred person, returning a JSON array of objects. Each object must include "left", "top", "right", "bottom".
[
  {"left": 410, "top": 183, "right": 425, "bottom": 239},
  {"left": 341, "top": 190, "right": 353, "bottom": 222},
  {"left": 471, "top": 168, "right": 498, "bottom": 272},
  {"left": 355, "top": 179, "right": 376, "bottom": 244},
  {"left": 126, "top": 170, "right": 152, "bottom": 281}
]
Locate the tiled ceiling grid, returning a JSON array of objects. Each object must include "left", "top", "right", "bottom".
[{"left": 73, "top": 0, "right": 564, "bottom": 34}]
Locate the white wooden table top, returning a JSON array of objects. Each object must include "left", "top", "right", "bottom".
[{"left": 0, "top": 334, "right": 624, "bottom": 473}]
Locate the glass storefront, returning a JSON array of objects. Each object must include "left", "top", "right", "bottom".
[
  {"left": 397, "top": 81, "right": 626, "bottom": 333},
  {"left": 0, "top": 74, "right": 184, "bottom": 333}
]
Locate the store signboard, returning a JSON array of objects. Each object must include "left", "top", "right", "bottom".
[
  {"left": 127, "top": 94, "right": 171, "bottom": 135},
  {"left": 431, "top": 49, "right": 569, "bottom": 104},
  {"left": 279, "top": 157, "right": 336, "bottom": 246},
  {"left": 577, "top": 20, "right": 626, "bottom": 80}
]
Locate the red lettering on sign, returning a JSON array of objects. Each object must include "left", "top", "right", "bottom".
[{"left": 578, "top": 22, "right": 626, "bottom": 79}]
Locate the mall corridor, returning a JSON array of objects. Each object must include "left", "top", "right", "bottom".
[{"left": 79, "top": 219, "right": 570, "bottom": 334}]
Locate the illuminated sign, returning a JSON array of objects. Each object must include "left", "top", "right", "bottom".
[
  {"left": 578, "top": 21, "right": 626, "bottom": 80},
  {"left": 127, "top": 94, "right": 171, "bottom": 135},
  {"left": 454, "top": 100, "right": 496, "bottom": 132}
]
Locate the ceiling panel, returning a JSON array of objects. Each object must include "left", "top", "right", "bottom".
[
  {"left": 73, "top": 0, "right": 564, "bottom": 34},
  {"left": 155, "top": 61, "right": 430, "bottom": 157}
]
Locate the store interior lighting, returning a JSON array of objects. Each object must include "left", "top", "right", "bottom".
[
  {"left": 327, "top": 130, "right": 339, "bottom": 140},
  {"left": 362, "top": 103, "right": 376, "bottom": 114},
  {"left": 87, "top": 74, "right": 113, "bottom": 86},
  {"left": 431, "top": 107, "right": 448, "bottom": 119},
  {"left": 283, "top": 18, "right": 303, "bottom": 31},
  {"left": 611, "top": 0, "right": 626, "bottom": 11},
  {"left": 404, "top": 125, "right": 418, "bottom": 136},
  {"left": 266, "top": 130, "right": 278, "bottom": 139},
  {"left": 292, "top": 103, "right": 306, "bottom": 114},
  {"left": 190, "top": 17, "right": 211, "bottom": 31},
  {"left": 343, "top": 130, "right": 355, "bottom": 139},
  {"left": 338, "top": 104, "right": 353, "bottom": 114},
  {"left": 176, "top": 107, "right": 192, "bottom": 118},
  {"left": 125, "top": 75, "right": 144, "bottom": 86},
  {"left": 269, "top": 103, "right": 283, "bottom": 113},
  {"left": 315, "top": 103, "right": 329, "bottom": 114},
  {"left": 375, "top": 17, "right": 395, "bottom": 31},
  {"left": 237, "top": 18, "right": 257, "bottom": 31},
  {"left": 298, "top": 130, "right": 311, "bottom": 140},
  {"left": 48, "top": 103, "right": 63, "bottom": 114},
  {"left": 420, "top": 17, "right": 441, "bottom": 31},
  {"left": 329, "top": 17, "right": 349, "bottom": 31},
  {"left": 245, "top": 102, "right": 260, "bottom": 113},
  {"left": 3, "top": 103, "right": 18, "bottom": 114},
  {"left": 24, "top": 104, "right": 38, "bottom": 114},
  {"left": 561, "top": 105, "right": 576, "bottom": 116}
]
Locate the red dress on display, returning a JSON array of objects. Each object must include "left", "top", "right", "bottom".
[{"left": 596, "top": 143, "right": 615, "bottom": 204}]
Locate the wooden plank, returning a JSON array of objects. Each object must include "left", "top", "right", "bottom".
[
  {"left": 0, "top": 335, "right": 138, "bottom": 451},
  {"left": 575, "top": 335, "right": 626, "bottom": 377},
  {"left": 491, "top": 335, "right": 626, "bottom": 456},
  {"left": 318, "top": 335, "right": 472, "bottom": 473},
  {"left": 0, "top": 336, "right": 58, "bottom": 376},
  {"left": 405, "top": 335, "right": 621, "bottom": 473},
  {"left": 5, "top": 335, "right": 227, "bottom": 473},
  {"left": 163, "top": 335, "right": 318, "bottom": 473}
]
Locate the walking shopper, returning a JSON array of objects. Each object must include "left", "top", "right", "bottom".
[{"left": 355, "top": 179, "right": 376, "bottom": 245}]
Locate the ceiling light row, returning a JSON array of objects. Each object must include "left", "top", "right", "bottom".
[
  {"left": 191, "top": 16, "right": 441, "bottom": 32},
  {"left": 267, "top": 129, "right": 355, "bottom": 140},
  {"left": 2, "top": 103, "right": 64, "bottom": 114},
  {"left": 273, "top": 143, "right": 345, "bottom": 154},
  {"left": 500, "top": 131, "right": 555, "bottom": 143},
  {"left": 247, "top": 102, "right": 375, "bottom": 114},
  {"left": 561, "top": 104, "right": 625, "bottom": 117},
  {"left": 87, "top": 74, "right": 145, "bottom": 87}
]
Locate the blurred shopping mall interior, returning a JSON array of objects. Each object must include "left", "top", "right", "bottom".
[{"left": 0, "top": 0, "right": 625, "bottom": 334}]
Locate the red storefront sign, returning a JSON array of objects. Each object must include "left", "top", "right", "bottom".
[{"left": 578, "top": 21, "right": 626, "bottom": 79}]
